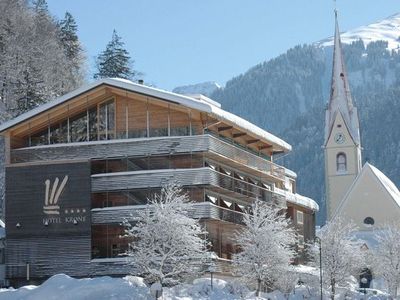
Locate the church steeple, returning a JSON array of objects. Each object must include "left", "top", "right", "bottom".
[
  {"left": 324, "top": 11, "right": 362, "bottom": 221},
  {"left": 324, "top": 10, "right": 360, "bottom": 146}
]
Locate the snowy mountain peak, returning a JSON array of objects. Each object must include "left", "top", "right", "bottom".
[
  {"left": 317, "top": 13, "right": 400, "bottom": 50},
  {"left": 173, "top": 81, "right": 221, "bottom": 97}
]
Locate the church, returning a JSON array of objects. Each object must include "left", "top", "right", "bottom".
[{"left": 324, "top": 11, "right": 400, "bottom": 287}]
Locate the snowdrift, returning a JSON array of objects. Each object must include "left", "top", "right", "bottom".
[{"left": 0, "top": 274, "right": 391, "bottom": 300}]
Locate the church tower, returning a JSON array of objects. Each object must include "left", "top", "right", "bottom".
[{"left": 324, "top": 11, "right": 362, "bottom": 220}]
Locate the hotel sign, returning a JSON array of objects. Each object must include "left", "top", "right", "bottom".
[{"left": 6, "top": 161, "right": 91, "bottom": 237}]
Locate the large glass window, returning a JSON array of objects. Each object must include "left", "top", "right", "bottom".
[
  {"left": 28, "top": 99, "right": 116, "bottom": 146},
  {"left": 30, "top": 128, "right": 48, "bottom": 146},
  {"left": 88, "top": 106, "right": 98, "bottom": 141},
  {"left": 70, "top": 111, "right": 88, "bottom": 142},
  {"left": 99, "top": 100, "right": 115, "bottom": 140},
  {"left": 91, "top": 225, "right": 130, "bottom": 259}
]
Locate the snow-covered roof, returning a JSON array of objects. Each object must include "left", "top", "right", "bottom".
[
  {"left": 368, "top": 163, "right": 400, "bottom": 206},
  {"left": 0, "top": 78, "right": 291, "bottom": 152},
  {"left": 284, "top": 168, "right": 297, "bottom": 179},
  {"left": 275, "top": 188, "right": 319, "bottom": 211},
  {"left": 333, "top": 162, "right": 400, "bottom": 218}
]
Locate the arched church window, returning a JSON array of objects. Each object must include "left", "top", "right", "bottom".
[
  {"left": 363, "top": 217, "right": 374, "bottom": 226},
  {"left": 336, "top": 153, "right": 347, "bottom": 172}
]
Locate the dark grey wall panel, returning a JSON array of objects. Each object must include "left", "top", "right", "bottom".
[
  {"left": 5, "top": 162, "right": 91, "bottom": 279},
  {"left": 6, "top": 162, "right": 91, "bottom": 237}
]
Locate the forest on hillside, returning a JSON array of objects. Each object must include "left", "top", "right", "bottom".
[{"left": 211, "top": 40, "right": 400, "bottom": 224}]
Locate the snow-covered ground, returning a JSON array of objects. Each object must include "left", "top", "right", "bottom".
[
  {"left": 317, "top": 12, "right": 400, "bottom": 50},
  {"left": 0, "top": 274, "right": 391, "bottom": 300}
]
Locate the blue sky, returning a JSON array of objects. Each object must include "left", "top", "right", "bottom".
[{"left": 47, "top": 0, "right": 400, "bottom": 90}]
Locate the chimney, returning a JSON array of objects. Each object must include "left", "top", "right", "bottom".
[{"left": 138, "top": 79, "right": 144, "bottom": 85}]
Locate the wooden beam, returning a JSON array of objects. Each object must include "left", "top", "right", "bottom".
[
  {"left": 217, "top": 126, "right": 233, "bottom": 132},
  {"left": 258, "top": 144, "right": 273, "bottom": 150},
  {"left": 233, "top": 132, "right": 246, "bottom": 138},
  {"left": 246, "top": 139, "right": 260, "bottom": 145}
]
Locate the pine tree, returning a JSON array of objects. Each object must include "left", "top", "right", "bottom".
[
  {"left": 94, "top": 30, "right": 136, "bottom": 80},
  {"left": 58, "top": 12, "right": 80, "bottom": 61},
  {"left": 31, "top": 0, "right": 48, "bottom": 14},
  {"left": 57, "top": 12, "right": 85, "bottom": 87},
  {"left": 0, "top": 0, "right": 85, "bottom": 115}
]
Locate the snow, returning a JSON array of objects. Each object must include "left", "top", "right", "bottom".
[
  {"left": 172, "top": 81, "right": 221, "bottom": 97},
  {"left": 367, "top": 163, "right": 400, "bottom": 207},
  {"left": 274, "top": 187, "right": 319, "bottom": 211},
  {"left": 0, "top": 274, "right": 391, "bottom": 300},
  {"left": 317, "top": 13, "right": 400, "bottom": 51},
  {"left": 284, "top": 168, "right": 297, "bottom": 179},
  {"left": 0, "top": 78, "right": 291, "bottom": 152}
]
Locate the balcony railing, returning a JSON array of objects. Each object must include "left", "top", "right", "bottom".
[
  {"left": 207, "top": 134, "right": 285, "bottom": 180},
  {"left": 91, "top": 202, "right": 245, "bottom": 225},
  {"left": 11, "top": 134, "right": 286, "bottom": 181},
  {"left": 91, "top": 167, "right": 286, "bottom": 208}
]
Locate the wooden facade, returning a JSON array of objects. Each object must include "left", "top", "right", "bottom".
[{"left": 0, "top": 79, "right": 318, "bottom": 284}]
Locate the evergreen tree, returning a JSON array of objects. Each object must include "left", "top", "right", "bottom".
[
  {"left": 58, "top": 12, "right": 80, "bottom": 61},
  {"left": 57, "top": 12, "right": 85, "bottom": 87},
  {"left": 31, "top": 0, "right": 48, "bottom": 14},
  {"left": 0, "top": 0, "right": 85, "bottom": 115},
  {"left": 94, "top": 30, "right": 136, "bottom": 80}
]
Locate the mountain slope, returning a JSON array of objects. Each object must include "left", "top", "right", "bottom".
[
  {"left": 317, "top": 13, "right": 400, "bottom": 51},
  {"left": 210, "top": 13, "right": 400, "bottom": 224},
  {"left": 173, "top": 82, "right": 221, "bottom": 97}
]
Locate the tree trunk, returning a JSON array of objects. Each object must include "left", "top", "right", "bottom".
[
  {"left": 331, "top": 278, "right": 335, "bottom": 300},
  {"left": 256, "top": 279, "right": 261, "bottom": 297}
]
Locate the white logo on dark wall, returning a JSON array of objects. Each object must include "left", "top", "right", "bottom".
[{"left": 44, "top": 175, "right": 69, "bottom": 215}]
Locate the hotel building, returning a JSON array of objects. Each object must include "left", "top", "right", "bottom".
[{"left": 0, "top": 78, "right": 318, "bottom": 285}]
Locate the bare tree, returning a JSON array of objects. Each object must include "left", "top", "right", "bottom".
[
  {"left": 124, "top": 183, "right": 210, "bottom": 286},
  {"left": 315, "top": 217, "right": 365, "bottom": 300},
  {"left": 0, "top": 0, "right": 85, "bottom": 116},
  {"left": 233, "top": 200, "right": 297, "bottom": 296},
  {"left": 372, "top": 223, "right": 400, "bottom": 297}
]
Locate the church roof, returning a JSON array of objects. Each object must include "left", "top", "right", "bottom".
[
  {"left": 325, "top": 11, "right": 361, "bottom": 146},
  {"left": 333, "top": 162, "right": 400, "bottom": 218},
  {"left": 368, "top": 163, "right": 400, "bottom": 205}
]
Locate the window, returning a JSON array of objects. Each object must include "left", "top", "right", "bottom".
[
  {"left": 336, "top": 152, "right": 347, "bottom": 173},
  {"left": 296, "top": 211, "right": 304, "bottom": 225},
  {"left": 363, "top": 217, "right": 374, "bottom": 226},
  {"left": 98, "top": 100, "right": 115, "bottom": 140}
]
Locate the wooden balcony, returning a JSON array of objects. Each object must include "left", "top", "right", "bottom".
[
  {"left": 91, "top": 167, "right": 286, "bottom": 208},
  {"left": 10, "top": 134, "right": 285, "bottom": 181},
  {"left": 91, "top": 202, "right": 245, "bottom": 225}
]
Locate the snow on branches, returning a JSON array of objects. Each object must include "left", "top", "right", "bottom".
[
  {"left": 372, "top": 223, "right": 400, "bottom": 297},
  {"left": 124, "top": 183, "right": 210, "bottom": 286},
  {"left": 233, "top": 200, "right": 297, "bottom": 296},
  {"left": 315, "top": 217, "right": 365, "bottom": 300}
]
